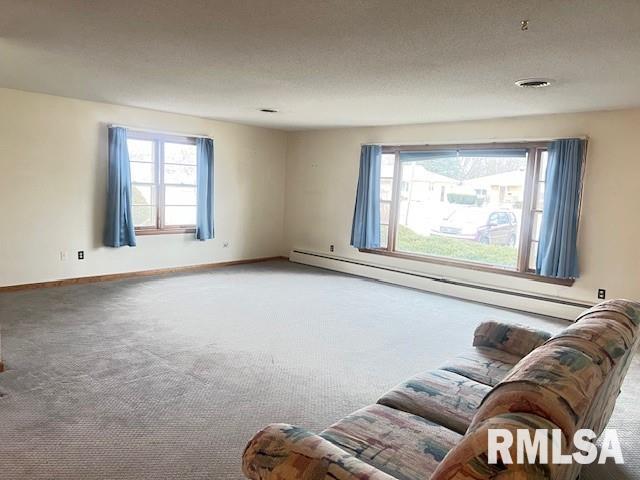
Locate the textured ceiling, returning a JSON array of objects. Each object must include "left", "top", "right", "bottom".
[{"left": 1, "top": 0, "right": 640, "bottom": 130}]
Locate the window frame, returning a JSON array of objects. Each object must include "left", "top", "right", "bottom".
[
  {"left": 361, "top": 142, "right": 576, "bottom": 286},
  {"left": 128, "top": 130, "right": 198, "bottom": 235}
]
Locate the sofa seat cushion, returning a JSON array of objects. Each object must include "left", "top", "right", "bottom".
[
  {"left": 377, "top": 369, "right": 491, "bottom": 434},
  {"left": 319, "top": 404, "right": 462, "bottom": 480},
  {"left": 440, "top": 347, "right": 521, "bottom": 386}
]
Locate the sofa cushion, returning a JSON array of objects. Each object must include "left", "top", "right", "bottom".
[
  {"left": 473, "top": 321, "right": 552, "bottom": 357},
  {"left": 471, "top": 343, "right": 606, "bottom": 443},
  {"left": 440, "top": 346, "right": 521, "bottom": 386},
  {"left": 377, "top": 369, "right": 491, "bottom": 434},
  {"left": 319, "top": 404, "right": 461, "bottom": 480},
  {"left": 430, "top": 412, "right": 569, "bottom": 480}
]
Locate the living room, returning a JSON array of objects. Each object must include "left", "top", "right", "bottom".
[{"left": 1, "top": 2, "right": 639, "bottom": 479}]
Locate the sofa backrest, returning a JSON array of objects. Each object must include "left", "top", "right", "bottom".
[{"left": 431, "top": 299, "right": 640, "bottom": 480}]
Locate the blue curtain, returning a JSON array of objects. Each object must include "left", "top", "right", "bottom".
[
  {"left": 195, "top": 137, "right": 214, "bottom": 240},
  {"left": 104, "top": 127, "right": 136, "bottom": 247},
  {"left": 536, "top": 138, "right": 585, "bottom": 278},
  {"left": 350, "top": 145, "right": 382, "bottom": 249}
]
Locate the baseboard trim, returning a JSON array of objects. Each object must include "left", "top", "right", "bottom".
[
  {"left": 0, "top": 256, "right": 287, "bottom": 293},
  {"left": 289, "top": 249, "right": 592, "bottom": 320}
]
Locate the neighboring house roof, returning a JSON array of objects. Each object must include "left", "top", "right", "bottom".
[{"left": 411, "top": 166, "right": 458, "bottom": 184}]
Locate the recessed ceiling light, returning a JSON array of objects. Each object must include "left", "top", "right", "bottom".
[
  {"left": 515, "top": 78, "right": 552, "bottom": 88},
  {"left": 259, "top": 108, "right": 279, "bottom": 113}
]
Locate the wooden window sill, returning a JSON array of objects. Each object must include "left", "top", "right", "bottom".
[
  {"left": 359, "top": 248, "right": 575, "bottom": 287},
  {"left": 135, "top": 228, "right": 196, "bottom": 236}
]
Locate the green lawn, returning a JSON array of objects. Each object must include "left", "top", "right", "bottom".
[{"left": 396, "top": 225, "right": 517, "bottom": 267}]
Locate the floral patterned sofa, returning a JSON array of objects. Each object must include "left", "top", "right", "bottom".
[{"left": 242, "top": 299, "right": 640, "bottom": 480}]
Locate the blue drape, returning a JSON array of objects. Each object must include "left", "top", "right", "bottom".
[
  {"left": 104, "top": 127, "right": 136, "bottom": 247},
  {"left": 536, "top": 138, "right": 585, "bottom": 278},
  {"left": 195, "top": 137, "right": 214, "bottom": 240},
  {"left": 350, "top": 145, "right": 382, "bottom": 249}
]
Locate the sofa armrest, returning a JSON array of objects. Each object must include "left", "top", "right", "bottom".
[
  {"left": 242, "top": 423, "right": 396, "bottom": 480},
  {"left": 473, "top": 321, "right": 552, "bottom": 358},
  {"left": 430, "top": 413, "right": 572, "bottom": 480}
]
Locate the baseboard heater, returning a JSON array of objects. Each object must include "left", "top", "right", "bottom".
[{"left": 291, "top": 249, "right": 593, "bottom": 310}]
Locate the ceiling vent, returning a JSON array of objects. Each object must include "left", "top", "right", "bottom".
[{"left": 515, "top": 78, "right": 552, "bottom": 88}]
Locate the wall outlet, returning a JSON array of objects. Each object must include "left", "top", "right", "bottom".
[
  {"left": 223, "top": 241, "right": 229, "bottom": 248},
  {"left": 77, "top": 251, "right": 84, "bottom": 260},
  {"left": 330, "top": 244, "right": 335, "bottom": 252},
  {"left": 59, "top": 251, "right": 68, "bottom": 261},
  {"left": 597, "top": 289, "right": 606, "bottom": 300}
]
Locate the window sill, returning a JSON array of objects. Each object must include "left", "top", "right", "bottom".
[
  {"left": 359, "top": 248, "right": 575, "bottom": 287},
  {"left": 135, "top": 227, "right": 196, "bottom": 236}
]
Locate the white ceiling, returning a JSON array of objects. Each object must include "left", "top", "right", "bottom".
[{"left": 1, "top": 0, "right": 640, "bottom": 130}]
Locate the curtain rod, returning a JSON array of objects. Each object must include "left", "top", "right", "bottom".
[
  {"left": 109, "top": 124, "right": 211, "bottom": 139},
  {"left": 363, "top": 136, "right": 589, "bottom": 147}
]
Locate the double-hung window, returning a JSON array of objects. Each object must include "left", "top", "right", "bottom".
[
  {"left": 128, "top": 132, "right": 198, "bottom": 234},
  {"left": 370, "top": 142, "right": 573, "bottom": 284}
]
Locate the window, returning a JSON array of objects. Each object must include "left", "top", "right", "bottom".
[
  {"left": 128, "top": 132, "right": 198, "bottom": 234},
  {"left": 367, "top": 143, "right": 573, "bottom": 285}
]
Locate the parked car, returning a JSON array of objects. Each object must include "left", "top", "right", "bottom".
[{"left": 432, "top": 208, "right": 518, "bottom": 246}]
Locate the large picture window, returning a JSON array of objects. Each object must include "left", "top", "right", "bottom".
[
  {"left": 128, "top": 132, "right": 198, "bottom": 234},
  {"left": 369, "top": 143, "right": 571, "bottom": 284}
]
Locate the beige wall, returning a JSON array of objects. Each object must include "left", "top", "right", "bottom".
[
  {"left": 284, "top": 109, "right": 640, "bottom": 310},
  {"left": 0, "top": 88, "right": 287, "bottom": 287},
  {"left": 2, "top": 87, "right": 638, "bottom": 314}
]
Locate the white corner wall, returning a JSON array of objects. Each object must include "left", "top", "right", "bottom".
[
  {"left": 283, "top": 109, "right": 640, "bottom": 318},
  {"left": 0, "top": 88, "right": 288, "bottom": 287}
]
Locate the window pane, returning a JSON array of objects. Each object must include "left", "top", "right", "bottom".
[
  {"left": 165, "top": 206, "right": 196, "bottom": 226},
  {"left": 380, "top": 224, "right": 389, "bottom": 249},
  {"left": 536, "top": 182, "right": 545, "bottom": 209},
  {"left": 381, "top": 154, "right": 395, "bottom": 177},
  {"left": 132, "top": 184, "right": 155, "bottom": 206},
  {"left": 380, "top": 201, "right": 391, "bottom": 224},
  {"left": 395, "top": 152, "right": 527, "bottom": 269},
  {"left": 539, "top": 150, "right": 548, "bottom": 181},
  {"left": 131, "top": 161, "right": 154, "bottom": 183},
  {"left": 164, "top": 164, "right": 196, "bottom": 185},
  {"left": 127, "top": 139, "right": 153, "bottom": 163},
  {"left": 165, "top": 186, "right": 197, "bottom": 206},
  {"left": 164, "top": 142, "right": 197, "bottom": 165},
  {"left": 377, "top": 154, "right": 396, "bottom": 250},
  {"left": 132, "top": 205, "right": 156, "bottom": 227},
  {"left": 529, "top": 241, "right": 539, "bottom": 270},
  {"left": 381, "top": 178, "right": 393, "bottom": 202},
  {"left": 532, "top": 211, "right": 543, "bottom": 241}
]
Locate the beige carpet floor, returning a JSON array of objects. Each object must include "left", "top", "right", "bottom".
[{"left": 0, "top": 259, "right": 637, "bottom": 479}]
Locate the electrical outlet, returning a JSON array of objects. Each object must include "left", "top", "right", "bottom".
[
  {"left": 59, "top": 251, "right": 68, "bottom": 261},
  {"left": 77, "top": 251, "right": 84, "bottom": 260},
  {"left": 597, "top": 289, "right": 606, "bottom": 300},
  {"left": 223, "top": 241, "right": 229, "bottom": 248},
  {"left": 330, "top": 244, "right": 335, "bottom": 252}
]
